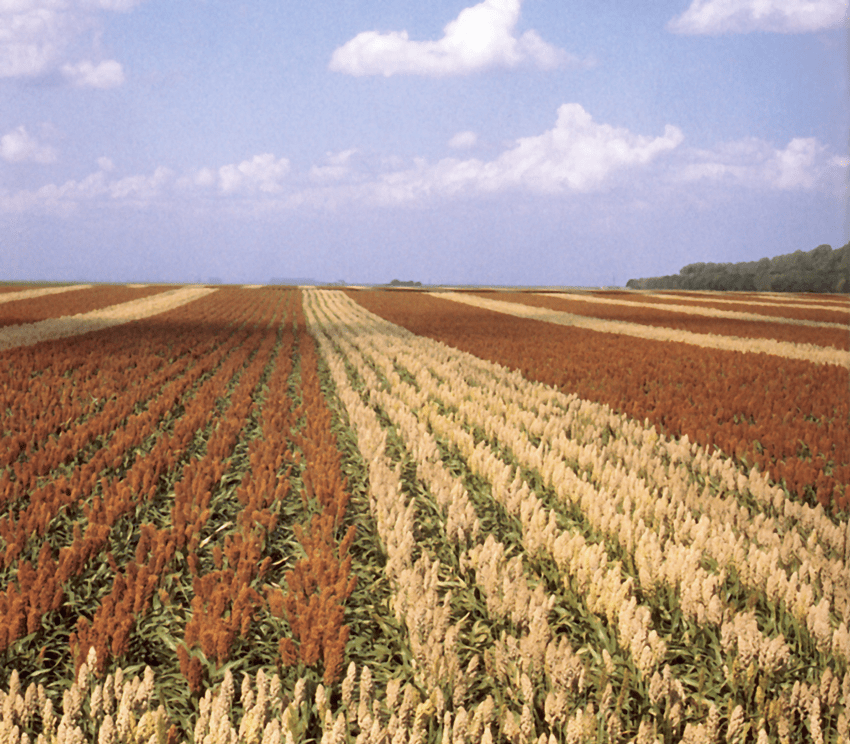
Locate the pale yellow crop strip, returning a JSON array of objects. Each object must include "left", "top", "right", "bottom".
[
  {"left": 335, "top": 292, "right": 850, "bottom": 739},
  {"left": 306, "top": 291, "right": 496, "bottom": 742},
  {"left": 0, "top": 283, "right": 91, "bottom": 304},
  {"left": 325, "top": 292, "right": 850, "bottom": 723},
  {"left": 0, "top": 286, "right": 217, "bottom": 352},
  {"left": 430, "top": 291, "right": 850, "bottom": 368},
  {"left": 541, "top": 291, "right": 848, "bottom": 330},
  {"left": 643, "top": 291, "right": 849, "bottom": 313}
]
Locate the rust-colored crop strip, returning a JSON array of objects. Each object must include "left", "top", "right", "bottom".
[
  {"left": 269, "top": 292, "right": 357, "bottom": 687},
  {"left": 73, "top": 303, "right": 281, "bottom": 676},
  {"left": 0, "top": 285, "right": 174, "bottom": 328},
  {"left": 346, "top": 289, "right": 849, "bottom": 514},
  {"left": 178, "top": 291, "right": 298, "bottom": 690},
  {"left": 483, "top": 292, "right": 849, "bottom": 350},
  {"left": 0, "top": 290, "right": 242, "bottom": 521},
  {"left": 588, "top": 290, "right": 849, "bottom": 325},
  {"left": 0, "top": 290, "right": 273, "bottom": 655}
]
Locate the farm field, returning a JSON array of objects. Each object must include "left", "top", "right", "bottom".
[{"left": 0, "top": 284, "right": 848, "bottom": 744}]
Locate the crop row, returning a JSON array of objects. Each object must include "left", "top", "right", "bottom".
[
  {"left": 346, "top": 290, "right": 848, "bottom": 514},
  {"left": 0, "top": 289, "right": 288, "bottom": 659}
]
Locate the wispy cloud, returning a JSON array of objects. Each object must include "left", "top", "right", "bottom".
[
  {"left": 667, "top": 0, "right": 846, "bottom": 34},
  {"left": 1, "top": 126, "right": 56, "bottom": 164},
  {"left": 187, "top": 154, "right": 292, "bottom": 195},
  {"left": 61, "top": 59, "right": 125, "bottom": 87},
  {"left": 448, "top": 131, "right": 478, "bottom": 149},
  {"left": 674, "top": 136, "right": 848, "bottom": 193},
  {"left": 4, "top": 108, "right": 846, "bottom": 216},
  {"left": 0, "top": 0, "right": 142, "bottom": 81},
  {"left": 329, "top": 0, "right": 582, "bottom": 77},
  {"left": 309, "top": 149, "right": 359, "bottom": 182}
]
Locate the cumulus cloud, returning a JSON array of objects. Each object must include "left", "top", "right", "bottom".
[
  {"left": 675, "top": 136, "right": 847, "bottom": 192},
  {"left": 109, "top": 165, "right": 174, "bottom": 200},
  {"left": 0, "top": 5, "right": 71, "bottom": 77},
  {"left": 0, "top": 126, "right": 56, "bottom": 163},
  {"left": 217, "top": 154, "right": 291, "bottom": 194},
  {"left": 667, "top": 0, "right": 846, "bottom": 34},
  {"left": 329, "top": 0, "right": 577, "bottom": 77},
  {"left": 0, "top": 151, "right": 297, "bottom": 213},
  {"left": 449, "top": 131, "right": 478, "bottom": 149},
  {"left": 61, "top": 59, "right": 124, "bottom": 87},
  {"left": 0, "top": 0, "right": 143, "bottom": 80},
  {"left": 371, "top": 104, "right": 684, "bottom": 203}
]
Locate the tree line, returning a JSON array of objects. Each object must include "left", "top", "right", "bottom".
[{"left": 626, "top": 242, "right": 849, "bottom": 293}]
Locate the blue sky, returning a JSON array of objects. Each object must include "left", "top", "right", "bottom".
[{"left": 1, "top": 0, "right": 847, "bottom": 286}]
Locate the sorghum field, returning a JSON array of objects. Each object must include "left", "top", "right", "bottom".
[{"left": 0, "top": 283, "right": 847, "bottom": 744}]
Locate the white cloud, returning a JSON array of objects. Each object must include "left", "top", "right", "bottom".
[
  {"left": 674, "top": 136, "right": 847, "bottom": 193},
  {"left": 109, "top": 165, "right": 174, "bottom": 200},
  {"left": 217, "top": 154, "right": 291, "bottom": 194},
  {"left": 0, "top": 0, "right": 144, "bottom": 80},
  {"left": 329, "top": 0, "right": 576, "bottom": 77},
  {"left": 449, "top": 131, "right": 478, "bottom": 149},
  {"left": 4, "top": 126, "right": 844, "bottom": 218},
  {"left": 0, "top": 5, "right": 72, "bottom": 77},
  {"left": 370, "top": 104, "right": 684, "bottom": 202},
  {"left": 668, "top": 0, "right": 846, "bottom": 34},
  {"left": 61, "top": 59, "right": 124, "bottom": 87},
  {"left": 0, "top": 125, "right": 56, "bottom": 163}
]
